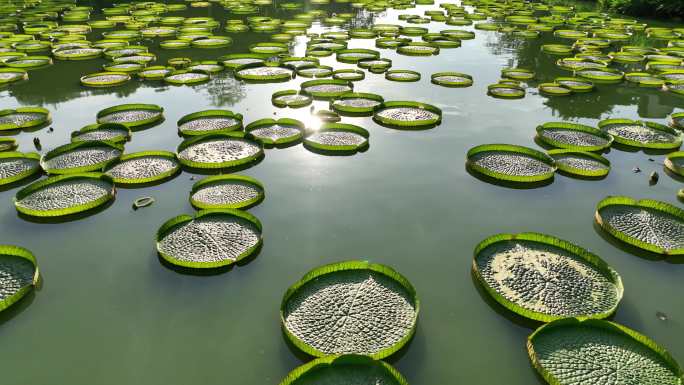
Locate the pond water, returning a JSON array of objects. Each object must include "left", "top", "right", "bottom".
[{"left": 1, "top": 1, "right": 683, "bottom": 384}]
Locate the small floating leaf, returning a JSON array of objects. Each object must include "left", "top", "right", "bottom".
[
  {"left": 548, "top": 149, "right": 611, "bottom": 178},
  {"left": 271, "top": 90, "right": 312, "bottom": 108},
  {"left": 373, "top": 101, "right": 441, "bottom": 128},
  {"left": 0, "top": 107, "right": 51, "bottom": 131},
  {"left": 664, "top": 151, "right": 684, "bottom": 177},
  {"left": 598, "top": 119, "right": 682, "bottom": 150},
  {"left": 300, "top": 79, "right": 353, "bottom": 99},
  {"left": 385, "top": 69, "right": 421, "bottom": 82},
  {"left": 431, "top": 72, "right": 473, "bottom": 87},
  {"left": 80, "top": 71, "right": 130, "bottom": 87},
  {"left": 281, "top": 261, "right": 419, "bottom": 358},
  {"left": 71, "top": 123, "right": 130, "bottom": 144},
  {"left": 330, "top": 92, "right": 384, "bottom": 115}
]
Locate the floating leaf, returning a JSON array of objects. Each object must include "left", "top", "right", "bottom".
[
  {"left": 156, "top": 209, "right": 262, "bottom": 269},
  {"left": 245, "top": 118, "right": 304, "bottom": 145},
  {"left": 271, "top": 90, "right": 312, "bottom": 108},
  {"left": 474, "top": 232, "right": 622, "bottom": 321},
  {"left": 0, "top": 245, "right": 39, "bottom": 313},
  {"left": 190, "top": 174, "right": 264, "bottom": 210},
  {"left": 177, "top": 110, "right": 243, "bottom": 136},
  {"left": 0, "top": 152, "right": 41, "bottom": 186},
  {"left": 537, "top": 122, "right": 613, "bottom": 151},
  {"left": 80, "top": 71, "right": 130, "bottom": 87},
  {"left": 281, "top": 261, "right": 419, "bottom": 358},
  {"left": 467, "top": 144, "right": 557, "bottom": 183},
  {"left": 71, "top": 123, "right": 131, "bottom": 144},
  {"left": 14, "top": 173, "right": 115, "bottom": 217},
  {"left": 0, "top": 107, "right": 51, "bottom": 131},
  {"left": 665, "top": 151, "right": 684, "bottom": 177},
  {"left": 301, "top": 79, "right": 353, "bottom": 99},
  {"left": 279, "top": 355, "right": 408, "bottom": 385},
  {"left": 96, "top": 103, "right": 164, "bottom": 128},
  {"left": 330, "top": 92, "right": 384, "bottom": 115},
  {"left": 176, "top": 132, "right": 263, "bottom": 170},
  {"left": 304, "top": 123, "right": 369, "bottom": 153},
  {"left": 41, "top": 140, "right": 123, "bottom": 175},
  {"left": 385, "top": 69, "right": 421, "bottom": 82},
  {"left": 373, "top": 101, "right": 441, "bottom": 128},
  {"left": 431, "top": 72, "right": 473, "bottom": 87},
  {"left": 528, "top": 319, "right": 683, "bottom": 385},
  {"left": 548, "top": 149, "right": 611, "bottom": 178},
  {"left": 598, "top": 119, "right": 682, "bottom": 150},
  {"left": 104, "top": 151, "right": 179, "bottom": 185}
]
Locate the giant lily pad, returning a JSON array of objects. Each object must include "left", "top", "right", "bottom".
[
  {"left": 234, "top": 64, "right": 293, "bottom": 82},
  {"left": 528, "top": 319, "right": 683, "bottom": 385},
  {"left": 304, "top": 123, "right": 369, "bottom": 154},
  {"left": 41, "top": 141, "right": 123, "bottom": 175},
  {"left": 474, "top": 232, "right": 623, "bottom": 322},
  {"left": 373, "top": 101, "right": 441, "bottom": 129},
  {"left": 156, "top": 209, "right": 262, "bottom": 269},
  {"left": 330, "top": 92, "right": 384, "bottom": 115},
  {"left": 548, "top": 149, "right": 611, "bottom": 178},
  {"left": 190, "top": 174, "right": 264, "bottom": 210},
  {"left": 300, "top": 79, "right": 353, "bottom": 99},
  {"left": 177, "top": 110, "right": 243, "bottom": 136},
  {"left": 271, "top": 90, "right": 312, "bottom": 108},
  {"left": 104, "top": 151, "right": 179, "bottom": 185},
  {"left": 0, "top": 107, "right": 51, "bottom": 131},
  {"left": 14, "top": 173, "right": 115, "bottom": 217},
  {"left": 595, "top": 196, "right": 684, "bottom": 256},
  {"left": 0, "top": 245, "right": 39, "bottom": 312},
  {"left": 71, "top": 123, "right": 131, "bottom": 144},
  {"left": 598, "top": 119, "right": 682, "bottom": 150},
  {"left": 537, "top": 122, "right": 613, "bottom": 151},
  {"left": 281, "top": 261, "right": 419, "bottom": 359},
  {"left": 665, "top": 151, "right": 684, "bottom": 176},
  {"left": 176, "top": 132, "right": 263, "bottom": 170},
  {"left": 245, "top": 118, "right": 304, "bottom": 146},
  {"left": 279, "top": 355, "right": 408, "bottom": 385},
  {"left": 467, "top": 144, "right": 557, "bottom": 183},
  {"left": 0, "top": 152, "right": 41, "bottom": 186},
  {"left": 96, "top": 103, "right": 164, "bottom": 128}
]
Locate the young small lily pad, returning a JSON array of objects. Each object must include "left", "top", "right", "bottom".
[
  {"left": 0, "top": 245, "right": 39, "bottom": 313},
  {"left": 190, "top": 174, "right": 264, "bottom": 210}
]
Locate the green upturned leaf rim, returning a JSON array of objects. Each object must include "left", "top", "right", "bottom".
[
  {"left": 671, "top": 112, "right": 684, "bottom": 129},
  {"left": 665, "top": 151, "right": 684, "bottom": 176},
  {"left": 14, "top": 172, "right": 115, "bottom": 217},
  {"left": 385, "top": 70, "right": 421, "bottom": 82},
  {"left": 96, "top": 103, "right": 164, "bottom": 128},
  {"left": 336, "top": 48, "right": 380, "bottom": 63},
  {"left": 330, "top": 92, "right": 384, "bottom": 114},
  {"left": 466, "top": 143, "right": 557, "bottom": 183},
  {"left": 473, "top": 232, "right": 623, "bottom": 322},
  {"left": 177, "top": 109, "right": 243, "bottom": 136},
  {"left": 0, "top": 68, "right": 28, "bottom": 84},
  {"left": 271, "top": 90, "right": 312, "bottom": 108},
  {"left": 332, "top": 69, "right": 365, "bottom": 81},
  {"left": 576, "top": 68, "right": 624, "bottom": 83},
  {"left": 304, "top": 123, "right": 369, "bottom": 152},
  {"left": 280, "top": 260, "right": 419, "bottom": 359},
  {"left": 40, "top": 140, "right": 124, "bottom": 174},
  {"left": 155, "top": 209, "right": 263, "bottom": 269},
  {"left": 244, "top": 118, "right": 304, "bottom": 145},
  {"left": 71, "top": 123, "right": 131, "bottom": 144},
  {"left": 300, "top": 79, "right": 354, "bottom": 99},
  {"left": 80, "top": 71, "right": 131, "bottom": 87},
  {"left": 164, "top": 70, "right": 210, "bottom": 85},
  {"left": 431, "top": 72, "right": 473, "bottom": 87},
  {"left": 397, "top": 42, "right": 440, "bottom": 56},
  {"left": 537, "top": 122, "right": 614, "bottom": 151},
  {"left": 0, "top": 138, "right": 17, "bottom": 152},
  {"left": 527, "top": 318, "right": 684, "bottom": 385},
  {"left": 176, "top": 132, "right": 264, "bottom": 169},
  {"left": 278, "top": 355, "right": 409, "bottom": 385},
  {"left": 0, "top": 107, "right": 51, "bottom": 130},
  {"left": 373, "top": 101, "right": 442, "bottom": 128},
  {"left": 554, "top": 77, "right": 594, "bottom": 92},
  {"left": 502, "top": 68, "right": 535, "bottom": 80},
  {"left": 598, "top": 119, "right": 682, "bottom": 149},
  {"left": 5, "top": 55, "right": 52, "bottom": 69},
  {"left": 103, "top": 150, "right": 180, "bottom": 184},
  {"left": 625, "top": 72, "right": 665, "bottom": 87},
  {"left": 0, "top": 151, "right": 41, "bottom": 185},
  {"left": 137, "top": 66, "right": 173, "bottom": 80},
  {"left": 234, "top": 62, "right": 293, "bottom": 81},
  {"left": 0, "top": 245, "right": 39, "bottom": 313},
  {"left": 548, "top": 149, "right": 611, "bottom": 177},
  {"left": 488, "top": 83, "right": 526, "bottom": 99},
  {"left": 190, "top": 174, "right": 265, "bottom": 210},
  {"left": 595, "top": 196, "right": 684, "bottom": 255}
]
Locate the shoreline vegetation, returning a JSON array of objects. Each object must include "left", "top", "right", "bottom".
[{"left": 589, "top": 0, "right": 684, "bottom": 19}]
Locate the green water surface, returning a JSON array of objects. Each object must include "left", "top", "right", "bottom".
[{"left": 1, "top": 1, "right": 683, "bottom": 384}]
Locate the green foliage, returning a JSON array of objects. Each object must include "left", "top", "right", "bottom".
[{"left": 598, "top": 0, "right": 684, "bottom": 18}]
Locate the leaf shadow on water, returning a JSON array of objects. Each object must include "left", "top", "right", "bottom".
[
  {"left": 0, "top": 291, "right": 35, "bottom": 328},
  {"left": 16, "top": 199, "right": 114, "bottom": 224},
  {"left": 302, "top": 142, "right": 370, "bottom": 156},
  {"left": 465, "top": 164, "right": 554, "bottom": 190},
  {"left": 156, "top": 242, "right": 262, "bottom": 276},
  {"left": 592, "top": 221, "right": 666, "bottom": 262}
]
